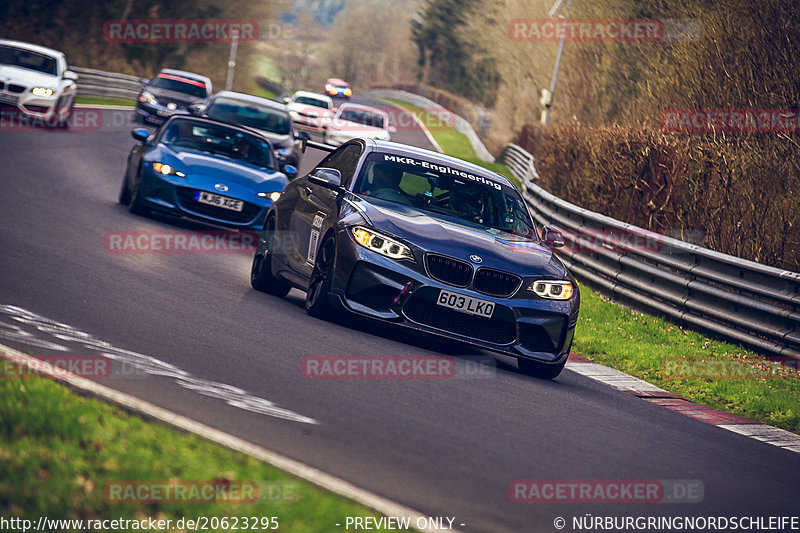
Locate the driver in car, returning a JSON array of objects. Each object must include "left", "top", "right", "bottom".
[{"left": 362, "top": 163, "right": 405, "bottom": 199}]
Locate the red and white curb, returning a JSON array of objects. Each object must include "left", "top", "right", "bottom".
[{"left": 566, "top": 353, "right": 800, "bottom": 454}]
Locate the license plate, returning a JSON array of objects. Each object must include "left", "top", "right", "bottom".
[
  {"left": 194, "top": 191, "right": 243, "bottom": 212},
  {"left": 436, "top": 289, "right": 495, "bottom": 318}
]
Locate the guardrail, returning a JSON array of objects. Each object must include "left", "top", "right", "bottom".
[
  {"left": 363, "top": 89, "right": 495, "bottom": 163},
  {"left": 497, "top": 144, "right": 539, "bottom": 184},
  {"left": 71, "top": 67, "right": 143, "bottom": 100},
  {"left": 501, "top": 146, "right": 800, "bottom": 361}
]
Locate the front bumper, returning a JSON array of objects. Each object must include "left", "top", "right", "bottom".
[
  {"left": 0, "top": 90, "right": 63, "bottom": 121},
  {"left": 136, "top": 170, "right": 272, "bottom": 230},
  {"left": 330, "top": 232, "right": 578, "bottom": 363},
  {"left": 135, "top": 102, "right": 189, "bottom": 125}
]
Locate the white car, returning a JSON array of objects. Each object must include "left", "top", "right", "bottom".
[
  {"left": 323, "top": 102, "right": 394, "bottom": 146},
  {"left": 0, "top": 39, "right": 78, "bottom": 127},
  {"left": 284, "top": 91, "right": 334, "bottom": 131}
]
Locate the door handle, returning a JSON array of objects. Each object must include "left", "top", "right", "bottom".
[{"left": 304, "top": 186, "right": 313, "bottom": 197}]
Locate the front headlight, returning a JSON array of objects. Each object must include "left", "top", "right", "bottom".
[
  {"left": 152, "top": 162, "right": 185, "bottom": 177},
  {"left": 351, "top": 226, "right": 413, "bottom": 261},
  {"left": 528, "top": 280, "right": 574, "bottom": 300},
  {"left": 274, "top": 147, "right": 293, "bottom": 159},
  {"left": 257, "top": 192, "right": 282, "bottom": 202},
  {"left": 139, "top": 91, "right": 157, "bottom": 105},
  {"left": 32, "top": 87, "right": 54, "bottom": 97}
]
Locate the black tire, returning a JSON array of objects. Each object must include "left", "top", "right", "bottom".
[
  {"left": 251, "top": 217, "right": 291, "bottom": 296},
  {"left": 128, "top": 169, "right": 148, "bottom": 215},
  {"left": 119, "top": 173, "right": 132, "bottom": 205},
  {"left": 305, "top": 234, "right": 336, "bottom": 318},
  {"left": 51, "top": 97, "right": 73, "bottom": 130},
  {"left": 517, "top": 357, "right": 566, "bottom": 380}
]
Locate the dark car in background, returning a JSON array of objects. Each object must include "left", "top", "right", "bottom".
[
  {"left": 136, "top": 69, "right": 212, "bottom": 125},
  {"left": 250, "top": 139, "right": 579, "bottom": 378},
  {"left": 119, "top": 115, "right": 290, "bottom": 230},
  {"left": 189, "top": 91, "right": 307, "bottom": 178}
]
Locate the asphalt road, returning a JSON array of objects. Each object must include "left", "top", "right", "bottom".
[{"left": 0, "top": 104, "right": 798, "bottom": 532}]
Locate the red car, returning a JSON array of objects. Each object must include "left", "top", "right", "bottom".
[{"left": 324, "top": 78, "right": 352, "bottom": 99}]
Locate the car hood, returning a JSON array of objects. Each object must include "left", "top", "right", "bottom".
[
  {"left": 248, "top": 130, "right": 293, "bottom": 148},
  {"left": 289, "top": 103, "right": 332, "bottom": 117},
  {"left": 330, "top": 119, "right": 384, "bottom": 133},
  {"left": 350, "top": 196, "right": 568, "bottom": 277},
  {"left": 154, "top": 145, "right": 285, "bottom": 186},
  {"left": 0, "top": 65, "right": 59, "bottom": 86}
]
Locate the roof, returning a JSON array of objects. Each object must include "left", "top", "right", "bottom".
[
  {"left": 292, "top": 91, "right": 333, "bottom": 102},
  {"left": 211, "top": 90, "right": 289, "bottom": 112},
  {"left": 365, "top": 139, "right": 515, "bottom": 190},
  {"left": 0, "top": 39, "right": 65, "bottom": 59},
  {"left": 326, "top": 78, "right": 350, "bottom": 86},
  {"left": 336, "top": 102, "right": 388, "bottom": 115},
  {"left": 157, "top": 68, "right": 212, "bottom": 85}
]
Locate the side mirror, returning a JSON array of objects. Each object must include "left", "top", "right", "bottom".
[
  {"left": 282, "top": 164, "right": 298, "bottom": 180},
  {"left": 139, "top": 77, "right": 150, "bottom": 85},
  {"left": 542, "top": 226, "right": 565, "bottom": 248},
  {"left": 308, "top": 167, "right": 343, "bottom": 190},
  {"left": 281, "top": 96, "right": 291, "bottom": 104},
  {"left": 295, "top": 131, "right": 311, "bottom": 141},
  {"left": 388, "top": 125, "right": 397, "bottom": 133},
  {"left": 131, "top": 128, "right": 150, "bottom": 143},
  {"left": 63, "top": 70, "right": 78, "bottom": 82},
  {"left": 187, "top": 103, "right": 204, "bottom": 116}
]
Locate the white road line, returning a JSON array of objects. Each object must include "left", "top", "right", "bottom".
[{"left": 0, "top": 342, "right": 462, "bottom": 533}]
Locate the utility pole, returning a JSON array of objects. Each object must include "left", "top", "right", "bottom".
[
  {"left": 541, "top": 0, "right": 572, "bottom": 125},
  {"left": 225, "top": 29, "right": 240, "bottom": 91}
]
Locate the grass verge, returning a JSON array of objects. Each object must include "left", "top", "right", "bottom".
[
  {"left": 75, "top": 95, "right": 136, "bottom": 107},
  {"left": 0, "top": 361, "right": 410, "bottom": 530},
  {"left": 386, "top": 98, "right": 800, "bottom": 434}
]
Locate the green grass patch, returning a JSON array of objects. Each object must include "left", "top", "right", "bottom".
[
  {"left": 75, "top": 95, "right": 136, "bottom": 107},
  {"left": 388, "top": 98, "right": 800, "bottom": 434},
  {"left": 576, "top": 288, "right": 799, "bottom": 433},
  {"left": 0, "top": 362, "right": 410, "bottom": 531},
  {"left": 252, "top": 86, "right": 280, "bottom": 101},
  {"left": 383, "top": 99, "right": 519, "bottom": 190}
]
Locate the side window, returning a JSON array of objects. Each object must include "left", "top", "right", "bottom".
[{"left": 315, "top": 143, "right": 363, "bottom": 188}]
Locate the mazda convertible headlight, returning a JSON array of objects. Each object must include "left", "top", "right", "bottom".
[
  {"left": 351, "top": 226, "right": 413, "bottom": 261},
  {"left": 528, "top": 280, "right": 574, "bottom": 300},
  {"left": 32, "top": 87, "right": 54, "bottom": 97},
  {"left": 274, "top": 147, "right": 293, "bottom": 159},
  {"left": 257, "top": 191, "right": 282, "bottom": 202},
  {"left": 139, "top": 91, "right": 157, "bottom": 105},
  {"left": 152, "top": 162, "right": 185, "bottom": 177}
]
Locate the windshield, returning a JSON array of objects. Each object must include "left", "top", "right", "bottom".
[
  {"left": 294, "top": 96, "right": 330, "bottom": 109},
  {"left": 160, "top": 118, "right": 277, "bottom": 170},
  {"left": 354, "top": 153, "right": 536, "bottom": 239},
  {"left": 206, "top": 97, "right": 292, "bottom": 135},
  {"left": 149, "top": 74, "right": 209, "bottom": 98},
  {"left": 0, "top": 45, "right": 58, "bottom": 76},
  {"left": 338, "top": 108, "right": 385, "bottom": 128}
]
